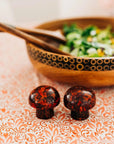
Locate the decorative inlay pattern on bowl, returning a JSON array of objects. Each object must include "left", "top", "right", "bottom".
[{"left": 27, "top": 46, "right": 114, "bottom": 71}]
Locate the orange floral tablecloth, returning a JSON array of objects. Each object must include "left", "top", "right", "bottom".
[{"left": 0, "top": 33, "right": 114, "bottom": 144}]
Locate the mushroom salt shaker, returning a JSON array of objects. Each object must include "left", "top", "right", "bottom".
[
  {"left": 64, "top": 86, "right": 96, "bottom": 120},
  {"left": 29, "top": 85, "right": 60, "bottom": 119}
]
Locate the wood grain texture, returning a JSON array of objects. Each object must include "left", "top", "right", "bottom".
[
  {"left": 17, "top": 27, "right": 66, "bottom": 43},
  {"left": 0, "top": 23, "right": 69, "bottom": 55}
]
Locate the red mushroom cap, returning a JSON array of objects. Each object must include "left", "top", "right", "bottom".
[
  {"left": 64, "top": 86, "right": 96, "bottom": 112},
  {"left": 29, "top": 85, "right": 60, "bottom": 110}
]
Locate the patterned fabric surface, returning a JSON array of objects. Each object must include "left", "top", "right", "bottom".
[{"left": 0, "top": 33, "right": 114, "bottom": 144}]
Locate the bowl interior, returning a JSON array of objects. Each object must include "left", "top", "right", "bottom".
[{"left": 37, "top": 17, "right": 114, "bottom": 31}]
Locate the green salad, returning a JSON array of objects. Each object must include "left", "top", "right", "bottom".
[{"left": 59, "top": 24, "right": 114, "bottom": 57}]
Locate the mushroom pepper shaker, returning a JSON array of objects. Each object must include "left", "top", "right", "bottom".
[
  {"left": 29, "top": 85, "right": 60, "bottom": 119},
  {"left": 64, "top": 86, "right": 96, "bottom": 120}
]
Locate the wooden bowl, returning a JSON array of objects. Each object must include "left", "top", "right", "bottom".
[{"left": 26, "top": 17, "right": 114, "bottom": 87}]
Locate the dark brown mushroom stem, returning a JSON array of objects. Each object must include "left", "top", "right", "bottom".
[
  {"left": 36, "top": 108, "right": 54, "bottom": 119},
  {"left": 71, "top": 110, "right": 89, "bottom": 120}
]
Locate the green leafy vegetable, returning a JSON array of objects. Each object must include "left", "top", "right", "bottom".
[
  {"left": 59, "top": 24, "right": 114, "bottom": 57},
  {"left": 82, "top": 26, "right": 96, "bottom": 37}
]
